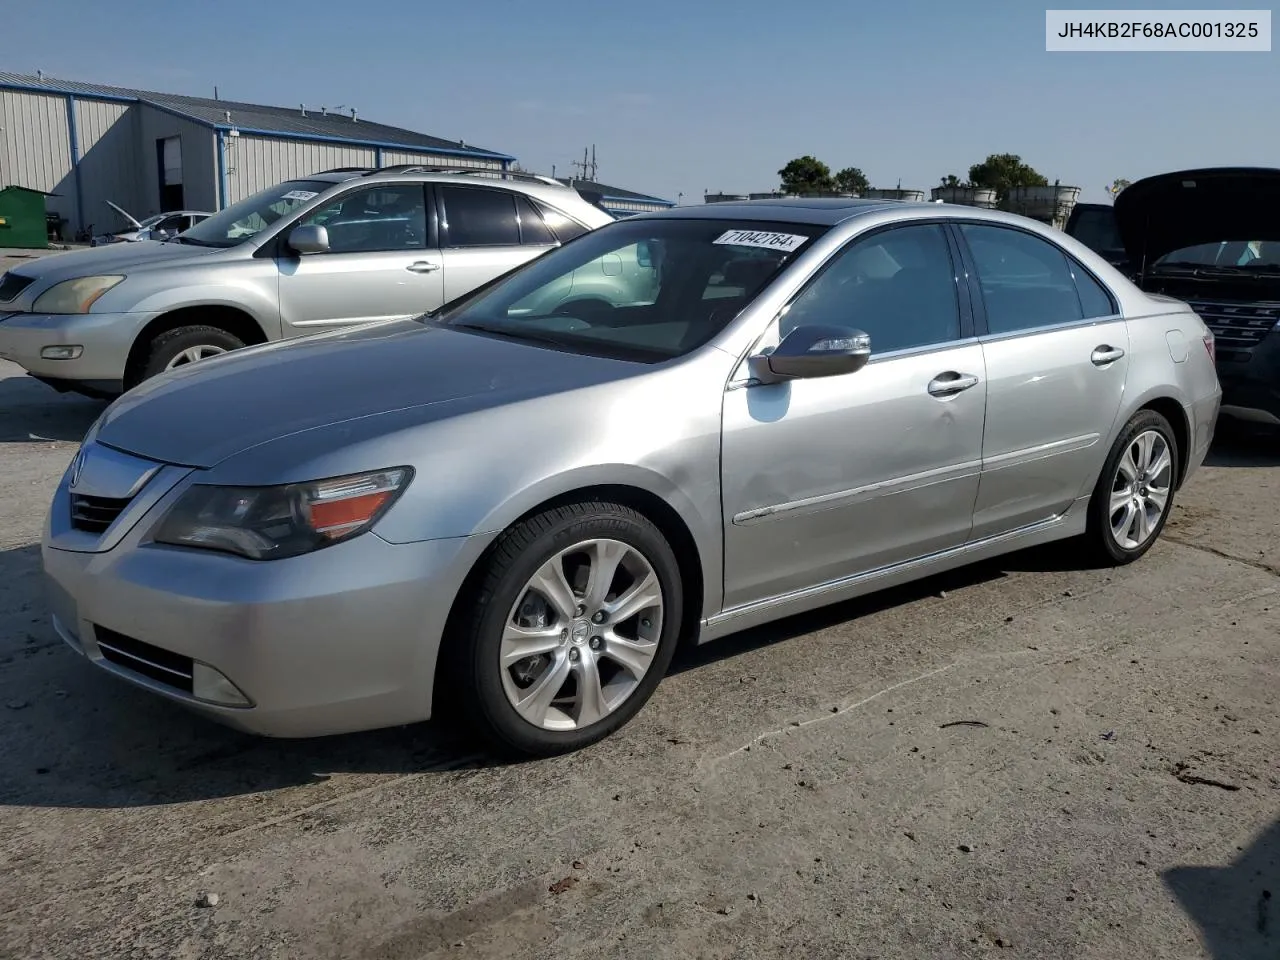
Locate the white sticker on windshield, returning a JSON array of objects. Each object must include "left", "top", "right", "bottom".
[
  {"left": 281, "top": 190, "right": 319, "bottom": 202},
  {"left": 713, "top": 229, "right": 807, "bottom": 252}
]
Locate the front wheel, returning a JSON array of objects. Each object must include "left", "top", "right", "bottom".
[
  {"left": 446, "top": 501, "right": 683, "bottom": 758},
  {"left": 1084, "top": 409, "right": 1180, "bottom": 565},
  {"left": 137, "top": 325, "right": 245, "bottom": 385}
]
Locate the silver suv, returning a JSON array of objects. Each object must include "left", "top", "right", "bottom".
[{"left": 0, "top": 167, "right": 615, "bottom": 396}]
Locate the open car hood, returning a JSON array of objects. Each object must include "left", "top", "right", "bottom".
[
  {"left": 105, "top": 200, "right": 143, "bottom": 231},
  {"left": 1113, "top": 167, "right": 1280, "bottom": 265}
]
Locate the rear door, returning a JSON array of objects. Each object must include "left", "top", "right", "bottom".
[
  {"left": 276, "top": 182, "right": 444, "bottom": 335},
  {"left": 955, "top": 221, "right": 1130, "bottom": 540},
  {"left": 437, "top": 185, "right": 559, "bottom": 301}
]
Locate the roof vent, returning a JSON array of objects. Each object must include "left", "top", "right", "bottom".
[
  {"left": 351, "top": 107, "right": 358, "bottom": 122},
  {"left": 321, "top": 106, "right": 328, "bottom": 116},
  {"left": 300, "top": 104, "right": 307, "bottom": 117},
  {"left": 224, "top": 110, "right": 232, "bottom": 123}
]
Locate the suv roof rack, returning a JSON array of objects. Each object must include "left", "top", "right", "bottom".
[{"left": 365, "top": 164, "right": 566, "bottom": 187}]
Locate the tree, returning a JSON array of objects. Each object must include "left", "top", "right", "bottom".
[
  {"left": 939, "top": 174, "right": 967, "bottom": 188},
  {"left": 833, "top": 166, "right": 870, "bottom": 196},
  {"left": 1107, "top": 178, "right": 1132, "bottom": 196},
  {"left": 778, "top": 156, "right": 834, "bottom": 195},
  {"left": 966, "top": 153, "right": 1049, "bottom": 202}
]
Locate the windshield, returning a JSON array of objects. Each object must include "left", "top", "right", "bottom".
[
  {"left": 433, "top": 218, "right": 826, "bottom": 361},
  {"left": 1069, "top": 206, "right": 1124, "bottom": 255},
  {"left": 180, "top": 180, "right": 334, "bottom": 248},
  {"left": 1154, "top": 240, "right": 1280, "bottom": 270}
]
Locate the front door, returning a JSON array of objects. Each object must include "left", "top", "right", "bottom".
[
  {"left": 720, "top": 223, "right": 988, "bottom": 610},
  {"left": 277, "top": 182, "right": 443, "bottom": 336},
  {"left": 954, "top": 222, "right": 1130, "bottom": 539}
]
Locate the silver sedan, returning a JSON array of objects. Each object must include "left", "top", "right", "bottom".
[{"left": 41, "top": 199, "right": 1222, "bottom": 757}]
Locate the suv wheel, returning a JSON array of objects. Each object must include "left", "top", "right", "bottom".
[{"left": 138, "top": 325, "right": 245, "bottom": 384}]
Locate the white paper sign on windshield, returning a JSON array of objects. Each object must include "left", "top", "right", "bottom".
[
  {"left": 281, "top": 190, "right": 319, "bottom": 202},
  {"left": 713, "top": 229, "right": 808, "bottom": 252}
]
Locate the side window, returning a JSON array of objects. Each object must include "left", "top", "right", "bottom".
[
  {"left": 532, "top": 200, "right": 588, "bottom": 242},
  {"left": 1067, "top": 258, "right": 1118, "bottom": 319},
  {"left": 440, "top": 186, "right": 520, "bottom": 247},
  {"left": 515, "top": 196, "right": 556, "bottom": 246},
  {"left": 780, "top": 223, "right": 961, "bottom": 354},
  {"left": 299, "top": 184, "right": 427, "bottom": 253},
  {"left": 959, "top": 224, "right": 1083, "bottom": 335}
]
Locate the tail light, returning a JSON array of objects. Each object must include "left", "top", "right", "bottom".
[{"left": 1203, "top": 331, "right": 1215, "bottom": 363}]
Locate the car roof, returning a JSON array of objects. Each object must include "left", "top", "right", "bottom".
[
  {"left": 297, "top": 166, "right": 605, "bottom": 209},
  {"left": 626, "top": 197, "right": 1043, "bottom": 228}
]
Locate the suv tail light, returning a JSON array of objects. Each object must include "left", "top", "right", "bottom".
[{"left": 1203, "top": 331, "right": 1216, "bottom": 363}]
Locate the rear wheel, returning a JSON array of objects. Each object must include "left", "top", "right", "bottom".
[
  {"left": 446, "top": 501, "right": 683, "bottom": 758},
  {"left": 135, "top": 325, "right": 245, "bottom": 385},
  {"left": 1084, "top": 409, "right": 1180, "bottom": 565}
]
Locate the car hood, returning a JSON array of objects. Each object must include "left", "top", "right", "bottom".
[
  {"left": 93, "top": 320, "right": 642, "bottom": 469},
  {"left": 1114, "top": 167, "right": 1280, "bottom": 265},
  {"left": 9, "top": 239, "right": 224, "bottom": 286}
]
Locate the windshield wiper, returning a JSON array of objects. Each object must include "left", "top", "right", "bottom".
[
  {"left": 451, "top": 320, "right": 579, "bottom": 348},
  {"left": 163, "top": 235, "right": 212, "bottom": 246}
]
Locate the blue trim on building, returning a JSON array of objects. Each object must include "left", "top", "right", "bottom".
[
  {"left": 215, "top": 129, "right": 228, "bottom": 211},
  {"left": 374, "top": 146, "right": 384, "bottom": 168},
  {"left": 1, "top": 79, "right": 136, "bottom": 104},
  {"left": 64, "top": 95, "right": 85, "bottom": 231},
  {"left": 209, "top": 124, "right": 516, "bottom": 162}
]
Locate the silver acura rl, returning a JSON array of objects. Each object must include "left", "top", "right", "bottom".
[{"left": 42, "top": 198, "right": 1222, "bottom": 757}]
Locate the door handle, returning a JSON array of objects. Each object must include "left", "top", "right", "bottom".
[
  {"left": 1091, "top": 345, "right": 1125, "bottom": 366},
  {"left": 406, "top": 261, "right": 441, "bottom": 273},
  {"left": 927, "top": 372, "right": 980, "bottom": 397}
]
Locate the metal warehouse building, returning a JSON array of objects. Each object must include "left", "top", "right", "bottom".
[
  {"left": 556, "top": 177, "right": 674, "bottom": 218},
  {"left": 0, "top": 73, "right": 515, "bottom": 238}
]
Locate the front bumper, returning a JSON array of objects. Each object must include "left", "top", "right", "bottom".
[
  {"left": 42, "top": 476, "right": 491, "bottom": 737},
  {"left": 0, "top": 309, "right": 156, "bottom": 382},
  {"left": 1216, "top": 330, "right": 1280, "bottom": 425}
]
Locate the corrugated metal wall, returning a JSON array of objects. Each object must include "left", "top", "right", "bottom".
[
  {"left": 137, "top": 105, "right": 217, "bottom": 214},
  {"left": 75, "top": 99, "right": 143, "bottom": 233},
  {"left": 0, "top": 89, "right": 74, "bottom": 227},
  {"left": 226, "top": 136, "right": 376, "bottom": 204},
  {"left": 380, "top": 150, "right": 502, "bottom": 171}
]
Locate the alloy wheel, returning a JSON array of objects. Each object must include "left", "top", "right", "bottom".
[
  {"left": 1108, "top": 429, "right": 1173, "bottom": 550},
  {"left": 499, "top": 538, "right": 664, "bottom": 731},
  {"left": 164, "top": 345, "right": 228, "bottom": 370}
]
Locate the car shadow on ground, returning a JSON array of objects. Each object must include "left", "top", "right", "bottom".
[
  {"left": 0, "top": 372, "right": 104, "bottom": 444},
  {"left": 1164, "top": 818, "right": 1280, "bottom": 959},
  {"left": 0, "top": 536, "right": 1071, "bottom": 811},
  {"left": 1205, "top": 421, "right": 1280, "bottom": 467}
]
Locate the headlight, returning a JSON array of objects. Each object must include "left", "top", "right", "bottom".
[
  {"left": 151, "top": 468, "right": 411, "bottom": 560},
  {"left": 32, "top": 275, "right": 125, "bottom": 314}
]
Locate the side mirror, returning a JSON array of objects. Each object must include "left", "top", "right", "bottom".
[
  {"left": 749, "top": 324, "right": 871, "bottom": 383},
  {"left": 289, "top": 224, "right": 330, "bottom": 255}
]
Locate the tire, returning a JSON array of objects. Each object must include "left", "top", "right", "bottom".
[
  {"left": 1084, "top": 409, "right": 1180, "bottom": 565},
  {"left": 136, "top": 325, "right": 245, "bottom": 385},
  {"left": 445, "top": 501, "right": 684, "bottom": 759}
]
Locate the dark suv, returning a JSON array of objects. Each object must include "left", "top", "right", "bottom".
[{"left": 1066, "top": 167, "right": 1280, "bottom": 426}]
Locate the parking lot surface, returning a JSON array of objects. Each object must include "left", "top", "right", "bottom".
[{"left": 1, "top": 358, "right": 1277, "bottom": 960}]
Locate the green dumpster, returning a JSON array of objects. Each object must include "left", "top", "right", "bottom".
[{"left": 0, "top": 186, "right": 54, "bottom": 250}]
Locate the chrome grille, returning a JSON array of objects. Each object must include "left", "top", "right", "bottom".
[
  {"left": 0, "top": 271, "right": 34, "bottom": 303},
  {"left": 94, "top": 626, "right": 194, "bottom": 694},
  {"left": 70, "top": 493, "right": 131, "bottom": 533},
  {"left": 1187, "top": 300, "right": 1280, "bottom": 349}
]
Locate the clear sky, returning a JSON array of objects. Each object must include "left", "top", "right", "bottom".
[{"left": 8, "top": 0, "right": 1277, "bottom": 204}]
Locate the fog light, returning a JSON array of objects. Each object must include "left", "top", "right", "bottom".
[
  {"left": 192, "top": 662, "right": 252, "bottom": 706},
  {"left": 40, "top": 345, "right": 83, "bottom": 360}
]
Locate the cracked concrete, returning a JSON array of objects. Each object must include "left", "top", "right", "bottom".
[{"left": 1, "top": 359, "right": 1277, "bottom": 960}]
